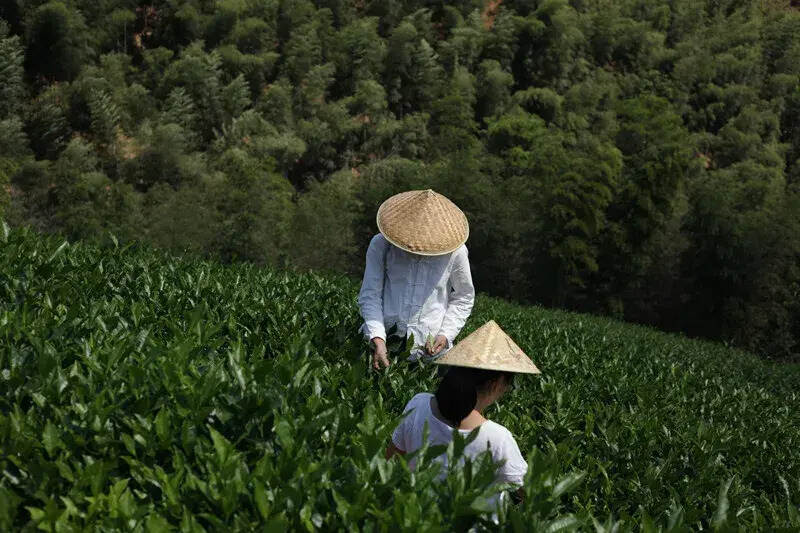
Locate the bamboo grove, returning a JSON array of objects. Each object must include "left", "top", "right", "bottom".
[{"left": 1, "top": 0, "right": 799, "bottom": 359}]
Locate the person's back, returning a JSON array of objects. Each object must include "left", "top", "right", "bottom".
[
  {"left": 391, "top": 392, "right": 527, "bottom": 486},
  {"left": 386, "top": 320, "right": 542, "bottom": 513}
]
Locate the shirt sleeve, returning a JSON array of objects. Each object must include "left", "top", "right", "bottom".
[
  {"left": 495, "top": 431, "right": 528, "bottom": 487},
  {"left": 357, "top": 234, "right": 387, "bottom": 342},
  {"left": 437, "top": 246, "right": 475, "bottom": 346}
]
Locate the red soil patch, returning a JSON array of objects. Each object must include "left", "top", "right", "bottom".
[{"left": 482, "top": 0, "right": 503, "bottom": 30}]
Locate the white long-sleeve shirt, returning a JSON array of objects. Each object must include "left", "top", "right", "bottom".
[{"left": 357, "top": 234, "right": 475, "bottom": 356}]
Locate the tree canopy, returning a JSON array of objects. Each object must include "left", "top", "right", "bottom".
[{"left": 2, "top": 0, "right": 799, "bottom": 360}]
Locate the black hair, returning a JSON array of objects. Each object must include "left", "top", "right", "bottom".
[{"left": 435, "top": 367, "right": 514, "bottom": 426}]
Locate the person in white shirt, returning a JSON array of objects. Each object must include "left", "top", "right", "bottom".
[
  {"left": 358, "top": 189, "right": 475, "bottom": 370},
  {"left": 386, "top": 320, "right": 541, "bottom": 505}
]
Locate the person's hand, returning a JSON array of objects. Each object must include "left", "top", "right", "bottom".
[
  {"left": 372, "top": 337, "right": 390, "bottom": 370},
  {"left": 426, "top": 335, "right": 448, "bottom": 356}
]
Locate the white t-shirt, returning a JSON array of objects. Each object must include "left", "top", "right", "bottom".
[{"left": 391, "top": 393, "right": 528, "bottom": 486}]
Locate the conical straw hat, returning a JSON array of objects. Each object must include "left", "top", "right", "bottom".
[
  {"left": 434, "top": 320, "right": 541, "bottom": 374},
  {"left": 376, "top": 189, "right": 469, "bottom": 256}
]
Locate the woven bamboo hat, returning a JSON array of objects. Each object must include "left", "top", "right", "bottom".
[
  {"left": 376, "top": 189, "right": 469, "bottom": 256},
  {"left": 434, "top": 320, "right": 541, "bottom": 374}
]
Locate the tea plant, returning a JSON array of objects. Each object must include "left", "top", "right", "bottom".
[{"left": 1, "top": 224, "right": 799, "bottom": 531}]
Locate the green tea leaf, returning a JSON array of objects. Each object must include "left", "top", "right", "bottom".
[
  {"left": 547, "top": 515, "right": 580, "bottom": 532},
  {"left": 254, "top": 480, "right": 270, "bottom": 519},
  {"left": 145, "top": 512, "right": 171, "bottom": 533},
  {"left": 155, "top": 409, "right": 169, "bottom": 442},
  {"left": 42, "top": 422, "right": 61, "bottom": 457},
  {"left": 274, "top": 420, "right": 292, "bottom": 450},
  {"left": 552, "top": 472, "right": 586, "bottom": 499},
  {"left": 48, "top": 241, "right": 69, "bottom": 263},
  {"left": 265, "top": 515, "right": 289, "bottom": 533},
  {"left": 712, "top": 477, "right": 734, "bottom": 529},
  {"left": 209, "top": 426, "right": 231, "bottom": 462}
]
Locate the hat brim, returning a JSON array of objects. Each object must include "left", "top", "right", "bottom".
[{"left": 432, "top": 360, "right": 541, "bottom": 374}]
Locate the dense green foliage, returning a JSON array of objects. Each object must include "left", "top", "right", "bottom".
[
  {"left": 1, "top": 226, "right": 800, "bottom": 530},
  {"left": 1, "top": 0, "right": 799, "bottom": 359}
]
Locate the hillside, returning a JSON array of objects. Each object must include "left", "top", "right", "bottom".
[{"left": 1, "top": 225, "right": 799, "bottom": 531}]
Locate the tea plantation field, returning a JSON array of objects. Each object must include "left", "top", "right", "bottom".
[{"left": 1, "top": 224, "right": 799, "bottom": 531}]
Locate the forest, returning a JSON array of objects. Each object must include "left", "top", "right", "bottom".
[{"left": 1, "top": 0, "right": 799, "bottom": 360}]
